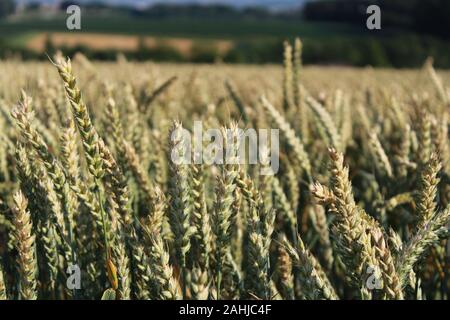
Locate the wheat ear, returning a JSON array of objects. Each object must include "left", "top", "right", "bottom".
[
  {"left": 282, "top": 236, "right": 338, "bottom": 300},
  {"left": 261, "top": 96, "right": 311, "bottom": 181},
  {"left": 148, "top": 236, "right": 182, "bottom": 300},
  {"left": 306, "top": 95, "right": 342, "bottom": 151},
  {"left": 276, "top": 242, "right": 295, "bottom": 300},
  {"left": 211, "top": 124, "right": 240, "bottom": 299},
  {"left": 11, "top": 191, "right": 37, "bottom": 300},
  {"left": 283, "top": 41, "right": 294, "bottom": 111},
  {"left": 168, "top": 121, "right": 195, "bottom": 298}
]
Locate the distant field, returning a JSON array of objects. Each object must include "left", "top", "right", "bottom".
[
  {"left": 5, "top": 12, "right": 419, "bottom": 66},
  {"left": 25, "top": 32, "right": 233, "bottom": 57},
  {"left": 0, "top": 12, "right": 364, "bottom": 49}
]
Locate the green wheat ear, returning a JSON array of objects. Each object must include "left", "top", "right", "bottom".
[{"left": 11, "top": 190, "right": 38, "bottom": 300}]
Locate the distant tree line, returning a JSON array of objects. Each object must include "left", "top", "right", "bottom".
[
  {"left": 130, "top": 4, "right": 274, "bottom": 20},
  {"left": 56, "top": 2, "right": 277, "bottom": 20},
  {"left": 0, "top": 0, "right": 14, "bottom": 18},
  {"left": 303, "top": 0, "right": 450, "bottom": 40}
]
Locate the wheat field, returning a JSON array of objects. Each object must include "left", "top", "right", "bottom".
[{"left": 0, "top": 40, "right": 450, "bottom": 300}]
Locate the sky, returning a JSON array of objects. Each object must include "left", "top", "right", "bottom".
[{"left": 16, "top": 0, "right": 307, "bottom": 10}]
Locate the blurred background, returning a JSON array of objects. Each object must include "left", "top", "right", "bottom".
[{"left": 0, "top": 0, "right": 449, "bottom": 67}]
